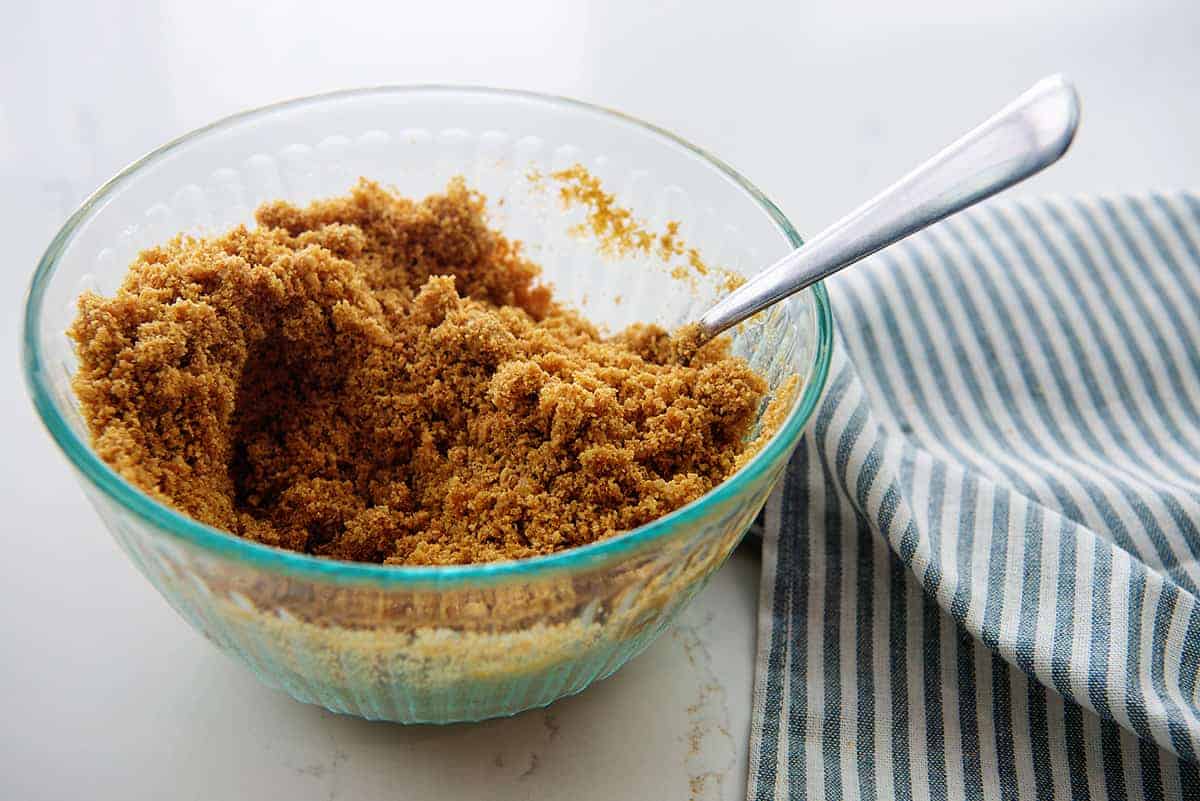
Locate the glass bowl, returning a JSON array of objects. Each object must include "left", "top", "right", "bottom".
[{"left": 23, "top": 86, "right": 833, "bottom": 724}]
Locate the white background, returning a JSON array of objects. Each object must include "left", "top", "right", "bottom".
[{"left": 2, "top": 1, "right": 1196, "bottom": 799}]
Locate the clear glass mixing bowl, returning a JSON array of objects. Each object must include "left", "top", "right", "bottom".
[{"left": 23, "top": 87, "right": 833, "bottom": 723}]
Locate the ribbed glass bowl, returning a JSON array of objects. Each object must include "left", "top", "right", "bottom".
[{"left": 23, "top": 86, "right": 832, "bottom": 724}]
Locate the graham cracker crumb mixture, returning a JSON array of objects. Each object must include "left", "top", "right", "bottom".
[
  {"left": 537, "top": 164, "right": 747, "bottom": 292},
  {"left": 70, "top": 179, "right": 767, "bottom": 566}
]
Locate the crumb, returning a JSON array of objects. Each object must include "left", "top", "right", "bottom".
[
  {"left": 542, "top": 164, "right": 741, "bottom": 289},
  {"left": 70, "top": 178, "right": 766, "bottom": 566},
  {"left": 734, "top": 374, "right": 801, "bottom": 471}
]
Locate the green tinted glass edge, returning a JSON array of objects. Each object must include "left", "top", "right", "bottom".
[{"left": 22, "top": 85, "right": 834, "bottom": 587}]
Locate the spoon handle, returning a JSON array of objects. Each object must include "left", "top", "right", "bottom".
[{"left": 697, "top": 74, "right": 1080, "bottom": 339}]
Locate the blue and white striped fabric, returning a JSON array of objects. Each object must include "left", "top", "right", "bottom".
[{"left": 748, "top": 193, "right": 1200, "bottom": 801}]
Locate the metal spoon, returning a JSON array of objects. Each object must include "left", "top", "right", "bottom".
[{"left": 695, "top": 74, "right": 1080, "bottom": 341}]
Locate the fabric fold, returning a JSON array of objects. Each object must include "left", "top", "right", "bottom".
[{"left": 749, "top": 192, "right": 1200, "bottom": 801}]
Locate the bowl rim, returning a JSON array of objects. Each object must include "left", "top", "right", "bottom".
[{"left": 22, "top": 84, "right": 834, "bottom": 586}]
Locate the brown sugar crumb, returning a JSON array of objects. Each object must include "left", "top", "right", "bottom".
[
  {"left": 666, "top": 323, "right": 711, "bottom": 364},
  {"left": 735, "top": 373, "right": 801, "bottom": 471},
  {"left": 69, "top": 178, "right": 767, "bottom": 566},
  {"left": 547, "top": 164, "right": 650, "bottom": 258},
  {"left": 542, "top": 164, "right": 752, "bottom": 295},
  {"left": 545, "top": 165, "right": 739, "bottom": 285}
]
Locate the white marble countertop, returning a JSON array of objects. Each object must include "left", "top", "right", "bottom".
[{"left": 2, "top": 1, "right": 1196, "bottom": 799}]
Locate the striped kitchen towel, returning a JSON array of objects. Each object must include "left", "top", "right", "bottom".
[{"left": 748, "top": 192, "right": 1200, "bottom": 801}]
